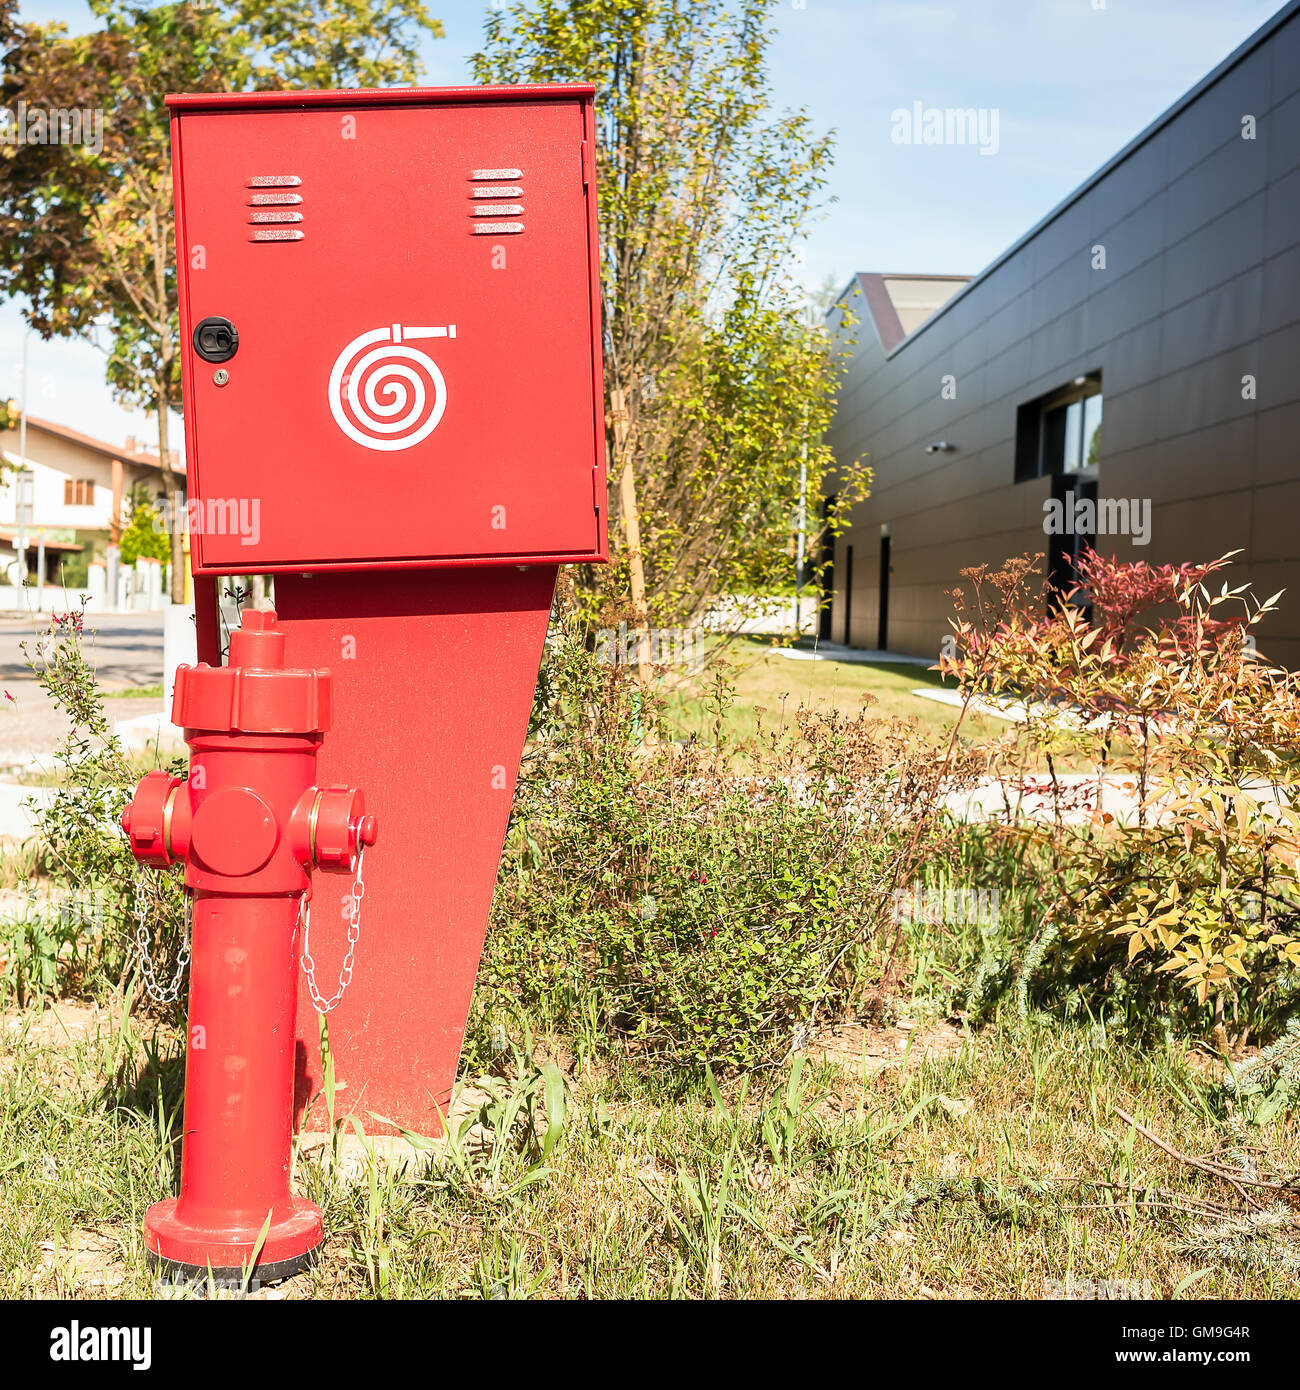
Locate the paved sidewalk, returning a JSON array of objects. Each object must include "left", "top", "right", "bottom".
[{"left": 0, "top": 688, "right": 172, "bottom": 840}]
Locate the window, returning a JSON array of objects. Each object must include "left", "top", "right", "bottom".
[
  {"left": 1082, "top": 392, "right": 1102, "bottom": 470},
  {"left": 1014, "top": 374, "right": 1103, "bottom": 612},
  {"left": 1014, "top": 373, "right": 1102, "bottom": 482},
  {"left": 64, "top": 478, "right": 96, "bottom": 506}
]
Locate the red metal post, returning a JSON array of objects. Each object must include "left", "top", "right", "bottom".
[{"left": 273, "top": 565, "right": 555, "bottom": 1132}]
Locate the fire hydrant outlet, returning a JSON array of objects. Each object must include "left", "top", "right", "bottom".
[
  {"left": 312, "top": 786, "right": 369, "bottom": 868},
  {"left": 189, "top": 786, "right": 279, "bottom": 877},
  {"left": 123, "top": 770, "right": 182, "bottom": 868}
]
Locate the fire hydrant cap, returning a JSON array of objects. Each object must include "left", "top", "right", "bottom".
[
  {"left": 312, "top": 786, "right": 371, "bottom": 867},
  {"left": 228, "top": 607, "right": 285, "bottom": 669},
  {"left": 172, "top": 608, "right": 332, "bottom": 734},
  {"left": 122, "top": 769, "right": 181, "bottom": 868},
  {"left": 189, "top": 786, "right": 278, "bottom": 876}
]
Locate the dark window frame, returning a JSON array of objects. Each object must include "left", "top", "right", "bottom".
[{"left": 1014, "top": 372, "right": 1102, "bottom": 483}]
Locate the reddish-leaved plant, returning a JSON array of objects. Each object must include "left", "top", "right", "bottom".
[{"left": 942, "top": 550, "right": 1300, "bottom": 1050}]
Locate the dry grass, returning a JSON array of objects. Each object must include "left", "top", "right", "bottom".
[{"left": 2, "top": 1000, "right": 1297, "bottom": 1300}]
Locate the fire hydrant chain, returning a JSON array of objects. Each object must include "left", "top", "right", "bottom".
[
  {"left": 133, "top": 869, "right": 192, "bottom": 1005},
  {"left": 300, "top": 846, "right": 366, "bottom": 1013}
]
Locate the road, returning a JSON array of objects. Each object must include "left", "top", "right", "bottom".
[
  {"left": 0, "top": 612, "right": 165, "bottom": 765},
  {"left": 0, "top": 611, "right": 164, "bottom": 690}
]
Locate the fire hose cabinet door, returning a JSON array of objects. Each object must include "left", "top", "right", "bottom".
[{"left": 168, "top": 86, "right": 607, "bottom": 574}]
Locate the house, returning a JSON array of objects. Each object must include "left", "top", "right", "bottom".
[
  {"left": 0, "top": 413, "right": 185, "bottom": 588},
  {"left": 824, "top": 0, "right": 1300, "bottom": 668}
]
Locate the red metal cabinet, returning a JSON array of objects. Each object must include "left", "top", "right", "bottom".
[{"left": 169, "top": 86, "right": 607, "bottom": 573}]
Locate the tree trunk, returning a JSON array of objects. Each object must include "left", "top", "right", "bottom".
[{"left": 610, "top": 387, "right": 650, "bottom": 688}]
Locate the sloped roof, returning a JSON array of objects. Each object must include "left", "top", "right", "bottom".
[
  {"left": 853, "top": 273, "right": 972, "bottom": 352},
  {"left": 7, "top": 414, "right": 184, "bottom": 476}
]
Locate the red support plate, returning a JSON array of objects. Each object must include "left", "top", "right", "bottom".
[{"left": 273, "top": 566, "right": 557, "bottom": 1133}]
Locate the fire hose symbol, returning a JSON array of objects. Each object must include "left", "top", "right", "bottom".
[{"left": 327, "top": 322, "right": 456, "bottom": 452}]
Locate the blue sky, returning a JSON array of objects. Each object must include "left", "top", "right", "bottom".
[{"left": 1, "top": 0, "right": 1285, "bottom": 451}]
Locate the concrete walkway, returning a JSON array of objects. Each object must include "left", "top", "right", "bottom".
[
  {"left": 944, "top": 772, "right": 1293, "bottom": 826},
  {"left": 774, "top": 642, "right": 932, "bottom": 666},
  {"left": 0, "top": 697, "right": 168, "bottom": 775},
  {"left": 910, "top": 686, "right": 1037, "bottom": 723},
  {"left": 0, "top": 781, "right": 56, "bottom": 841}
]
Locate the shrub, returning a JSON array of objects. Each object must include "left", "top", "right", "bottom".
[
  {"left": 119, "top": 484, "right": 172, "bottom": 567},
  {"left": 16, "top": 604, "right": 187, "bottom": 1008},
  {"left": 480, "top": 609, "right": 976, "bottom": 1071},
  {"left": 943, "top": 550, "right": 1300, "bottom": 1047},
  {"left": 56, "top": 551, "right": 89, "bottom": 590}
]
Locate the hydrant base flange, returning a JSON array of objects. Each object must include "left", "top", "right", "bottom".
[
  {"left": 146, "top": 1248, "right": 321, "bottom": 1285},
  {"left": 145, "top": 1194, "right": 324, "bottom": 1281}
]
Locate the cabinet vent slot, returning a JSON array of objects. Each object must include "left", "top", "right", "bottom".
[
  {"left": 469, "top": 168, "right": 524, "bottom": 234},
  {"left": 247, "top": 177, "right": 304, "bottom": 241}
]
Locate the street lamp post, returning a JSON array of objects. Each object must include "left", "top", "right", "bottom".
[
  {"left": 795, "top": 424, "right": 808, "bottom": 635},
  {"left": 16, "top": 328, "right": 32, "bottom": 599}
]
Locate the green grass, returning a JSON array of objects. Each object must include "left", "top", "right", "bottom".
[
  {"left": 1, "top": 1002, "right": 1296, "bottom": 1299},
  {"left": 3, "top": 641, "right": 1296, "bottom": 1300},
  {"left": 666, "top": 637, "right": 1007, "bottom": 747}
]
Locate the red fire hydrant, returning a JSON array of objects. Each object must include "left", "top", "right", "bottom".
[{"left": 122, "top": 608, "right": 377, "bottom": 1281}]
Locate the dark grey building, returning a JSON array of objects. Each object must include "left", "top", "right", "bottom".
[{"left": 825, "top": 0, "right": 1300, "bottom": 668}]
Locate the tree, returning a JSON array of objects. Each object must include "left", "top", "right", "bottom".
[
  {"left": 473, "top": 0, "right": 867, "bottom": 647},
  {"left": 0, "top": 0, "right": 443, "bottom": 602},
  {"left": 119, "top": 481, "right": 172, "bottom": 566}
]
